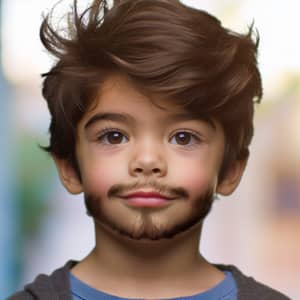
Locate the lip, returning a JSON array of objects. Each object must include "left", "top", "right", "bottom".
[
  {"left": 121, "top": 191, "right": 175, "bottom": 200},
  {"left": 120, "top": 190, "right": 176, "bottom": 207},
  {"left": 124, "top": 191, "right": 172, "bottom": 200}
]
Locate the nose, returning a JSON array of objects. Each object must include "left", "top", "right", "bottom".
[{"left": 128, "top": 141, "right": 167, "bottom": 178}]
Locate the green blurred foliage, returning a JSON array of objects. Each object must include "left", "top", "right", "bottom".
[{"left": 14, "top": 133, "right": 56, "bottom": 237}]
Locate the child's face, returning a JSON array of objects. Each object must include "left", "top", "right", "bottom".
[{"left": 58, "top": 74, "right": 234, "bottom": 240}]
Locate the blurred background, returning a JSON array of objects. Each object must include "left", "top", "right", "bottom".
[{"left": 1, "top": 0, "right": 299, "bottom": 298}]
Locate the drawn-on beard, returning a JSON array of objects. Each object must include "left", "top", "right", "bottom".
[{"left": 84, "top": 181, "right": 215, "bottom": 241}]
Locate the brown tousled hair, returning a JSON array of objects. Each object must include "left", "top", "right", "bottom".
[{"left": 40, "top": 0, "right": 262, "bottom": 180}]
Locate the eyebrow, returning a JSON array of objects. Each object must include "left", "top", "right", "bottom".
[
  {"left": 84, "top": 112, "right": 216, "bottom": 130},
  {"left": 84, "top": 113, "right": 135, "bottom": 129},
  {"left": 165, "top": 113, "right": 216, "bottom": 129}
]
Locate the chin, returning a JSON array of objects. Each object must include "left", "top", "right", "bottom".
[{"left": 85, "top": 187, "right": 214, "bottom": 241}]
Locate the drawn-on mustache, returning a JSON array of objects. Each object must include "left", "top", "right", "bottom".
[{"left": 107, "top": 180, "right": 189, "bottom": 199}]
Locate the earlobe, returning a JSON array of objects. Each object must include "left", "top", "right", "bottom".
[
  {"left": 52, "top": 155, "right": 83, "bottom": 195},
  {"left": 216, "top": 159, "right": 247, "bottom": 196}
]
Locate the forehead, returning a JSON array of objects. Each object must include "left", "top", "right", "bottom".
[
  {"left": 77, "top": 73, "right": 224, "bottom": 140},
  {"left": 85, "top": 74, "right": 214, "bottom": 126},
  {"left": 91, "top": 74, "right": 183, "bottom": 115}
]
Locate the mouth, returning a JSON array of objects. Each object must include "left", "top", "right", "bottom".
[{"left": 119, "top": 190, "right": 177, "bottom": 208}]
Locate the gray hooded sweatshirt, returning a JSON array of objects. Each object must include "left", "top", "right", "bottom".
[{"left": 8, "top": 261, "right": 291, "bottom": 300}]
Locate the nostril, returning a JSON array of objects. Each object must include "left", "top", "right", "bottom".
[{"left": 134, "top": 167, "right": 161, "bottom": 174}]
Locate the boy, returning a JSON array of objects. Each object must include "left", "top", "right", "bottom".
[{"left": 9, "top": 0, "right": 290, "bottom": 299}]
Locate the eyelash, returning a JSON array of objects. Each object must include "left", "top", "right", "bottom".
[
  {"left": 96, "top": 127, "right": 129, "bottom": 144},
  {"left": 96, "top": 127, "right": 202, "bottom": 146},
  {"left": 170, "top": 128, "right": 201, "bottom": 146}
]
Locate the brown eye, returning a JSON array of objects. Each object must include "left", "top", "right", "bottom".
[
  {"left": 175, "top": 132, "right": 191, "bottom": 145},
  {"left": 170, "top": 131, "right": 200, "bottom": 146},
  {"left": 98, "top": 129, "right": 128, "bottom": 145},
  {"left": 107, "top": 132, "right": 124, "bottom": 144}
]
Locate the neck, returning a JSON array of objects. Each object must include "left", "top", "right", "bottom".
[
  {"left": 72, "top": 220, "right": 224, "bottom": 298},
  {"left": 95, "top": 220, "right": 204, "bottom": 276}
]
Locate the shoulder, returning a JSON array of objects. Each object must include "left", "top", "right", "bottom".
[
  {"left": 7, "top": 260, "right": 77, "bottom": 300},
  {"left": 215, "top": 264, "right": 291, "bottom": 300},
  {"left": 7, "top": 291, "right": 33, "bottom": 300}
]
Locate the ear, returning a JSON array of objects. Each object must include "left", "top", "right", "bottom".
[
  {"left": 52, "top": 155, "right": 83, "bottom": 195},
  {"left": 216, "top": 159, "right": 247, "bottom": 196}
]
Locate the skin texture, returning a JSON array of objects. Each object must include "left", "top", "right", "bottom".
[{"left": 54, "top": 74, "right": 246, "bottom": 298}]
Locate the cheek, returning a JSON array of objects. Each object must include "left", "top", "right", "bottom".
[
  {"left": 177, "top": 168, "right": 213, "bottom": 194},
  {"left": 170, "top": 156, "right": 219, "bottom": 195},
  {"left": 80, "top": 155, "right": 124, "bottom": 195}
]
